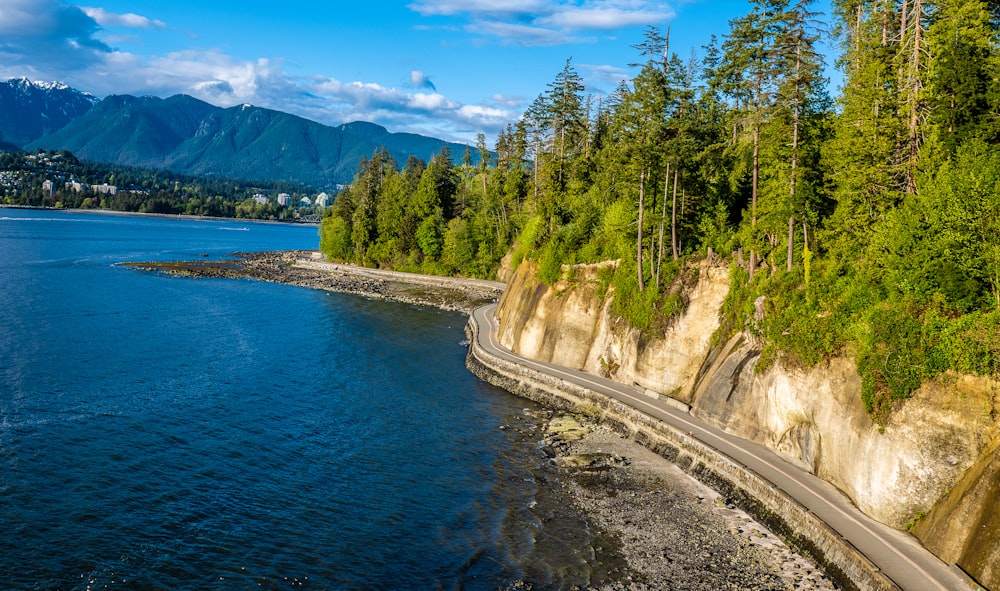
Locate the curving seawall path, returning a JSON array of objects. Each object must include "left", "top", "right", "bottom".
[{"left": 466, "top": 303, "right": 971, "bottom": 591}]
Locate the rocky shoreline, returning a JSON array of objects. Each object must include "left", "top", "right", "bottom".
[
  {"left": 126, "top": 250, "right": 835, "bottom": 590},
  {"left": 122, "top": 250, "right": 504, "bottom": 313},
  {"left": 535, "top": 410, "right": 837, "bottom": 591}
]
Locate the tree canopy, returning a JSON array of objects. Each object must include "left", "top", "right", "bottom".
[{"left": 318, "top": 0, "right": 1000, "bottom": 421}]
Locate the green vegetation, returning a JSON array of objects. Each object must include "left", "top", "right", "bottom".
[
  {"left": 0, "top": 150, "right": 318, "bottom": 220},
  {"left": 23, "top": 94, "right": 475, "bottom": 189},
  {"left": 322, "top": 0, "right": 1000, "bottom": 421}
]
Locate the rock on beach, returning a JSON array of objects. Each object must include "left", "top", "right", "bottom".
[{"left": 538, "top": 410, "right": 837, "bottom": 591}]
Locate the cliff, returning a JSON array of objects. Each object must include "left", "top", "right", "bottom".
[{"left": 495, "top": 259, "right": 1000, "bottom": 589}]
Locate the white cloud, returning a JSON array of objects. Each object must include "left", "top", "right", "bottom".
[
  {"left": 307, "top": 76, "right": 515, "bottom": 141},
  {"left": 408, "top": 0, "right": 548, "bottom": 17},
  {"left": 579, "top": 63, "right": 629, "bottom": 87},
  {"left": 0, "top": 0, "right": 110, "bottom": 58},
  {"left": 0, "top": 0, "right": 519, "bottom": 143},
  {"left": 409, "top": 0, "right": 675, "bottom": 46},
  {"left": 539, "top": 6, "right": 673, "bottom": 30},
  {"left": 409, "top": 69, "right": 436, "bottom": 91},
  {"left": 81, "top": 7, "right": 165, "bottom": 29},
  {"left": 469, "top": 20, "right": 583, "bottom": 47}
]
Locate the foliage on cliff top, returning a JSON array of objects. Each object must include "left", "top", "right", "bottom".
[
  {"left": 321, "top": 0, "right": 1000, "bottom": 420},
  {"left": 719, "top": 140, "right": 1000, "bottom": 421}
]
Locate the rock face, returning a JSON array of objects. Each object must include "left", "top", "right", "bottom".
[
  {"left": 497, "top": 260, "right": 730, "bottom": 400},
  {"left": 495, "top": 259, "right": 1000, "bottom": 589}
]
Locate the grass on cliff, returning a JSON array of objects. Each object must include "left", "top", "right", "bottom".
[{"left": 718, "top": 259, "right": 1000, "bottom": 423}]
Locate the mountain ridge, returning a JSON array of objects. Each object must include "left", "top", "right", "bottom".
[
  {"left": 0, "top": 78, "right": 99, "bottom": 148},
  {"left": 1, "top": 78, "right": 473, "bottom": 189}
]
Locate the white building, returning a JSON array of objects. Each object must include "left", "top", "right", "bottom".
[
  {"left": 277, "top": 193, "right": 291, "bottom": 206},
  {"left": 314, "top": 192, "right": 330, "bottom": 207},
  {"left": 299, "top": 196, "right": 312, "bottom": 207},
  {"left": 253, "top": 194, "right": 269, "bottom": 205}
]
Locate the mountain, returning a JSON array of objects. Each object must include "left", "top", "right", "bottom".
[
  {"left": 9, "top": 83, "right": 473, "bottom": 188},
  {"left": 0, "top": 78, "right": 99, "bottom": 147}
]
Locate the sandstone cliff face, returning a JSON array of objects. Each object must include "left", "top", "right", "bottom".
[
  {"left": 496, "top": 260, "right": 730, "bottom": 400},
  {"left": 495, "top": 259, "right": 1000, "bottom": 589}
]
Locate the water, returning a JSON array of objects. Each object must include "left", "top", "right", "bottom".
[{"left": 0, "top": 209, "right": 603, "bottom": 591}]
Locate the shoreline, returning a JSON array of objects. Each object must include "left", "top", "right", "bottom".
[
  {"left": 122, "top": 250, "right": 504, "bottom": 313},
  {"left": 129, "top": 249, "right": 838, "bottom": 589},
  {"left": 538, "top": 410, "right": 836, "bottom": 590},
  {"left": 0, "top": 203, "right": 319, "bottom": 226}
]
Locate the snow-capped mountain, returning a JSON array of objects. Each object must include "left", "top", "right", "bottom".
[{"left": 0, "top": 78, "right": 99, "bottom": 148}]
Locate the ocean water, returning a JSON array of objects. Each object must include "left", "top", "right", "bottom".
[{"left": 0, "top": 209, "right": 603, "bottom": 591}]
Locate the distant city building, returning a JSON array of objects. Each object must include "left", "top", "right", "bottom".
[
  {"left": 42, "top": 179, "right": 54, "bottom": 197},
  {"left": 277, "top": 193, "right": 290, "bottom": 206},
  {"left": 65, "top": 180, "right": 85, "bottom": 193},
  {"left": 253, "top": 194, "right": 269, "bottom": 205},
  {"left": 91, "top": 183, "right": 117, "bottom": 195},
  {"left": 299, "top": 196, "right": 312, "bottom": 207},
  {"left": 314, "top": 192, "right": 330, "bottom": 207}
]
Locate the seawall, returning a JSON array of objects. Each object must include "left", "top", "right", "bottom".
[{"left": 465, "top": 313, "right": 900, "bottom": 591}]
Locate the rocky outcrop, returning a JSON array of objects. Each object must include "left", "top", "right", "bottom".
[
  {"left": 495, "top": 259, "right": 1000, "bottom": 590},
  {"left": 496, "top": 260, "right": 730, "bottom": 401},
  {"left": 124, "top": 251, "right": 504, "bottom": 313}
]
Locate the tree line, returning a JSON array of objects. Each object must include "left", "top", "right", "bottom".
[
  {"left": 0, "top": 150, "right": 318, "bottom": 220},
  {"left": 322, "top": 0, "right": 1000, "bottom": 421}
]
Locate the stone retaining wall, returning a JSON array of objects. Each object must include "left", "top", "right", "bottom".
[{"left": 465, "top": 316, "right": 901, "bottom": 591}]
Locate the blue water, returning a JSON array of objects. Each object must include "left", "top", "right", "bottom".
[{"left": 0, "top": 209, "right": 603, "bottom": 591}]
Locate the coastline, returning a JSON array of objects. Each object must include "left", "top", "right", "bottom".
[
  {"left": 0, "top": 204, "right": 319, "bottom": 226},
  {"left": 122, "top": 250, "right": 503, "bottom": 313},
  {"left": 129, "top": 249, "right": 838, "bottom": 589},
  {"left": 536, "top": 409, "right": 836, "bottom": 590}
]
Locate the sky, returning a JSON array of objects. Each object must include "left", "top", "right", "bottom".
[{"left": 0, "top": 0, "right": 838, "bottom": 145}]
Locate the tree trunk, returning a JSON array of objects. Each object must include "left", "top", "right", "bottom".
[
  {"left": 855, "top": 4, "right": 863, "bottom": 70},
  {"left": 787, "top": 215, "right": 795, "bottom": 272},
  {"left": 752, "top": 124, "right": 760, "bottom": 227},
  {"left": 637, "top": 167, "right": 645, "bottom": 292},
  {"left": 680, "top": 188, "right": 686, "bottom": 255},
  {"left": 906, "top": 0, "right": 922, "bottom": 195},
  {"left": 671, "top": 169, "right": 680, "bottom": 261},
  {"left": 649, "top": 175, "right": 657, "bottom": 281},
  {"left": 899, "top": 0, "right": 908, "bottom": 44},
  {"left": 657, "top": 164, "right": 670, "bottom": 286}
]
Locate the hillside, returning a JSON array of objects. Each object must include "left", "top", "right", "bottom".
[
  {"left": 0, "top": 78, "right": 98, "bottom": 147},
  {"left": 25, "top": 95, "right": 472, "bottom": 189},
  {"left": 0, "top": 78, "right": 473, "bottom": 189}
]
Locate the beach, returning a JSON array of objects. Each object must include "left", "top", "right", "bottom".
[{"left": 536, "top": 410, "right": 836, "bottom": 590}]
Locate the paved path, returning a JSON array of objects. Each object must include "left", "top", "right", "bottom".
[
  {"left": 471, "top": 303, "right": 969, "bottom": 591},
  {"left": 295, "top": 255, "right": 506, "bottom": 292}
]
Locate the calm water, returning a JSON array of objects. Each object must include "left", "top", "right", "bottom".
[{"left": 0, "top": 209, "right": 604, "bottom": 591}]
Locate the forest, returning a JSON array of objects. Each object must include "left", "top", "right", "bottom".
[
  {"left": 321, "top": 0, "right": 1000, "bottom": 421},
  {"left": 0, "top": 150, "right": 318, "bottom": 220}
]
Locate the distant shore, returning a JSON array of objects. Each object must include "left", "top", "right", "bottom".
[
  {"left": 122, "top": 250, "right": 503, "bottom": 313},
  {"left": 0, "top": 204, "right": 319, "bottom": 226}
]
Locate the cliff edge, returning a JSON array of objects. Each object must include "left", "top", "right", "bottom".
[{"left": 495, "top": 259, "right": 1000, "bottom": 590}]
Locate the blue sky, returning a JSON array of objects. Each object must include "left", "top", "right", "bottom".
[{"left": 0, "top": 0, "right": 837, "bottom": 144}]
